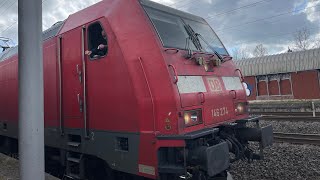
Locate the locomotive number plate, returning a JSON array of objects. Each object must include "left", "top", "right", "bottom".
[{"left": 211, "top": 107, "right": 229, "bottom": 117}]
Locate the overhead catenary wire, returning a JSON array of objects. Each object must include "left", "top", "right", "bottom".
[
  {"left": 168, "top": 0, "right": 192, "bottom": 7},
  {"left": 0, "top": 0, "right": 50, "bottom": 37},
  {"left": 213, "top": 4, "right": 320, "bottom": 32},
  {"left": 0, "top": 0, "right": 18, "bottom": 36},
  {"left": 174, "top": 0, "right": 201, "bottom": 9},
  {"left": 170, "top": 0, "right": 272, "bottom": 20},
  {"left": 222, "top": 26, "right": 320, "bottom": 47},
  {"left": 1, "top": 0, "right": 320, "bottom": 50},
  {"left": 0, "top": 0, "right": 10, "bottom": 9},
  {"left": 0, "top": 1, "right": 17, "bottom": 18},
  {"left": 204, "top": 0, "right": 272, "bottom": 19},
  {"left": 217, "top": 6, "right": 320, "bottom": 36},
  {"left": 0, "top": 21, "right": 17, "bottom": 35}
]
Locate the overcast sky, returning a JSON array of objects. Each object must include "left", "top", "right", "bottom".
[{"left": 0, "top": 0, "right": 319, "bottom": 56}]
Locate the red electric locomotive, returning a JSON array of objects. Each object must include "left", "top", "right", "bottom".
[{"left": 0, "top": 0, "right": 273, "bottom": 179}]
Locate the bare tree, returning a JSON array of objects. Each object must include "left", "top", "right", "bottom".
[
  {"left": 231, "top": 46, "right": 250, "bottom": 60},
  {"left": 252, "top": 44, "right": 268, "bottom": 57},
  {"left": 315, "top": 39, "right": 320, "bottom": 49},
  {"left": 293, "top": 28, "right": 315, "bottom": 51}
]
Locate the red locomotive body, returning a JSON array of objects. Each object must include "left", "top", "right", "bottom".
[{"left": 0, "top": 0, "right": 273, "bottom": 179}]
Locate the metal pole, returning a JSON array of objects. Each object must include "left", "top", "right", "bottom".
[
  {"left": 255, "top": 76, "right": 259, "bottom": 97},
  {"left": 312, "top": 101, "right": 316, "bottom": 117},
  {"left": 18, "top": 0, "right": 44, "bottom": 179}
]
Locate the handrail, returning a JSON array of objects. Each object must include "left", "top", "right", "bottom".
[
  {"left": 57, "top": 36, "right": 63, "bottom": 136},
  {"left": 164, "top": 48, "right": 179, "bottom": 53},
  {"left": 168, "top": 64, "right": 178, "bottom": 84},
  {"left": 81, "top": 25, "right": 89, "bottom": 138},
  {"left": 235, "top": 69, "right": 244, "bottom": 82},
  {"left": 138, "top": 57, "right": 156, "bottom": 134},
  {"left": 198, "top": 92, "right": 205, "bottom": 104}
]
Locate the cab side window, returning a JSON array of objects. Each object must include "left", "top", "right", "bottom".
[{"left": 86, "top": 22, "right": 108, "bottom": 59}]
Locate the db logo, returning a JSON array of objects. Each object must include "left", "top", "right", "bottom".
[{"left": 207, "top": 77, "right": 222, "bottom": 93}]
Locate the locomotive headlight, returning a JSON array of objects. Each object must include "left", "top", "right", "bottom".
[
  {"left": 203, "top": 62, "right": 209, "bottom": 71},
  {"left": 184, "top": 109, "right": 202, "bottom": 127},
  {"left": 203, "top": 61, "right": 214, "bottom": 72},
  {"left": 235, "top": 102, "right": 248, "bottom": 115}
]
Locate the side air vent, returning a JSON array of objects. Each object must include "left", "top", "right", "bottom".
[
  {"left": 3, "top": 122, "right": 7, "bottom": 130},
  {"left": 116, "top": 137, "right": 129, "bottom": 152}
]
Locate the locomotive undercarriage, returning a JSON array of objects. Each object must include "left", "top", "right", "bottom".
[
  {"left": 0, "top": 117, "right": 272, "bottom": 180},
  {"left": 158, "top": 116, "right": 273, "bottom": 180}
]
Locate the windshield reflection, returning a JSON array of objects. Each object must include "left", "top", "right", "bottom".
[{"left": 144, "top": 7, "right": 228, "bottom": 55}]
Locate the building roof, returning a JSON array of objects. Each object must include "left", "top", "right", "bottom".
[{"left": 234, "top": 48, "right": 320, "bottom": 76}]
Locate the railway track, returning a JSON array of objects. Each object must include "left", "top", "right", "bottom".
[
  {"left": 273, "top": 132, "right": 320, "bottom": 145},
  {"left": 249, "top": 111, "right": 320, "bottom": 122},
  {"left": 260, "top": 115, "right": 320, "bottom": 122},
  {"left": 250, "top": 111, "right": 316, "bottom": 116}
]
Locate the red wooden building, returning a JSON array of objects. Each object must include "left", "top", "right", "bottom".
[{"left": 235, "top": 48, "right": 320, "bottom": 100}]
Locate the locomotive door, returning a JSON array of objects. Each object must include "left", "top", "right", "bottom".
[{"left": 59, "top": 27, "right": 88, "bottom": 135}]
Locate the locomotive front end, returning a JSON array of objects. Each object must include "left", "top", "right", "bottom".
[{"left": 140, "top": 0, "right": 273, "bottom": 179}]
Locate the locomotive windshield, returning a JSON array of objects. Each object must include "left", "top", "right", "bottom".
[{"left": 144, "top": 7, "right": 228, "bottom": 55}]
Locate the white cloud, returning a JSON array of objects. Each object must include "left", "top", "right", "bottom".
[
  {"left": 150, "top": 0, "right": 175, "bottom": 6},
  {"left": 42, "top": 0, "right": 101, "bottom": 30},
  {"left": 0, "top": 0, "right": 101, "bottom": 44},
  {"left": 304, "top": 0, "right": 320, "bottom": 22},
  {"left": 0, "top": 0, "right": 319, "bottom": 54}
]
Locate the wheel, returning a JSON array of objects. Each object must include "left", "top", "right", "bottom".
[{"left": 86, "top": 158, "right": 115, "bottom": 180}]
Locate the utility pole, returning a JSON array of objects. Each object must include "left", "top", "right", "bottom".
[{"left": 18, "top": 0, "right": 44, "bottom": 179}]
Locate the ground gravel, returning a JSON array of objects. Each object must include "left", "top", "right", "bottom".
[
  {"left": 0, "top": 153, "right": 59, "bottom": 180},
  {"left": 259, "top": 120, "right": 320, "bottom": 134},
  {"left": 230, "top": 143, "right": 320, "bottom": 180}
]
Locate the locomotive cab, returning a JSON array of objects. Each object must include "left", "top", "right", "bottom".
[
  {"left": 139, "top": 0, "right": 273, "bottom": 179},
  {"left": 0, "top": 0, "right": 273, "bottom": 179}
]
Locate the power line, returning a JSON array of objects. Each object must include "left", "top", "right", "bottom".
[
  {"left": 0, "top": 0, "right": 18, "bottom": 34},
  {"left": 205, "top": 0, "right": 272, "bottom": 19},
  {"left": 217, "top": 6, "right": 320, "bottom": 36},
  {"left": 171, "top": 0, "right": 272, "bottom": 21},
  {"left": 0, "top": 21, "right": 17, "bottom": 35},
  {"left": 0, "top": 0, "right": 10, "bottom": 9},
  {"left": 169, "top": 0, "right": 192, "bottom": 6},
  {"left": 221, "top": 26, "right": 320, "bottom": 47},
  {"left": 177, "top": 1, "right": 216, "bottom": 10},
  {"left": 175, "top": 0, "right": 200, "bottom": 9},
  {"left": 213, "top": 4, "right": 320, "bottom": 32},
  {"left": 0, "top": 0, "right": 50, "bottom": 37},
  {"left": 174, "top": 0, "right": 219, "bottom": 16},
  {"left": 0, "top": 1, "right": 17, "bottom": 18}
]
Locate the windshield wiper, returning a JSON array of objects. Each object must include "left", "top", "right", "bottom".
[
  {"left": 184, "top": 24, "right": 203, "bottom": 51},
  {"left": 196, "top": 33, "right": 223, "bottom": 62},
  {"left": 184, "top": 24, "right": 224, "bottom": 62}
]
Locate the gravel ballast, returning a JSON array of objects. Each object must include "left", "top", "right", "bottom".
[
  {"left": 0, "top": 153, "right": 59, "bottom": 180},
  {"left": 259, "top": 120, "right": 320, "bottom": 134},
  {"left": 230, "top": 143, "right": 320, "bottom": 180}
]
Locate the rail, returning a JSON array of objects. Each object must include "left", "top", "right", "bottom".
[
  {"left": 249, "top": 111, "right": 320, "bottom": 122},
  {"left": 250, "top": 111, "right": 315, "bottom": 116},
  {"left": 273, "top": 132, "right": 320, "bottom": 146},
  {"left": 249, "top": 101, "right": 319, "bottom": 118},
  {"left": 260, "top": 115, "right": 320, "bottom": 122}
]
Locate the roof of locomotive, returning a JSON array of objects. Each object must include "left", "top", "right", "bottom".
[
  {"left": 0, "top": 0, "right": 209, "bottom": 62},
  {"left": 235, "top": 48, "right": 320, "bottom": 76},
  {"left": 139, "top": 0, "right": 207, "bottom": 24},
  {"left": 0, "top": 21, "right": 64, "bottom": 62}
]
